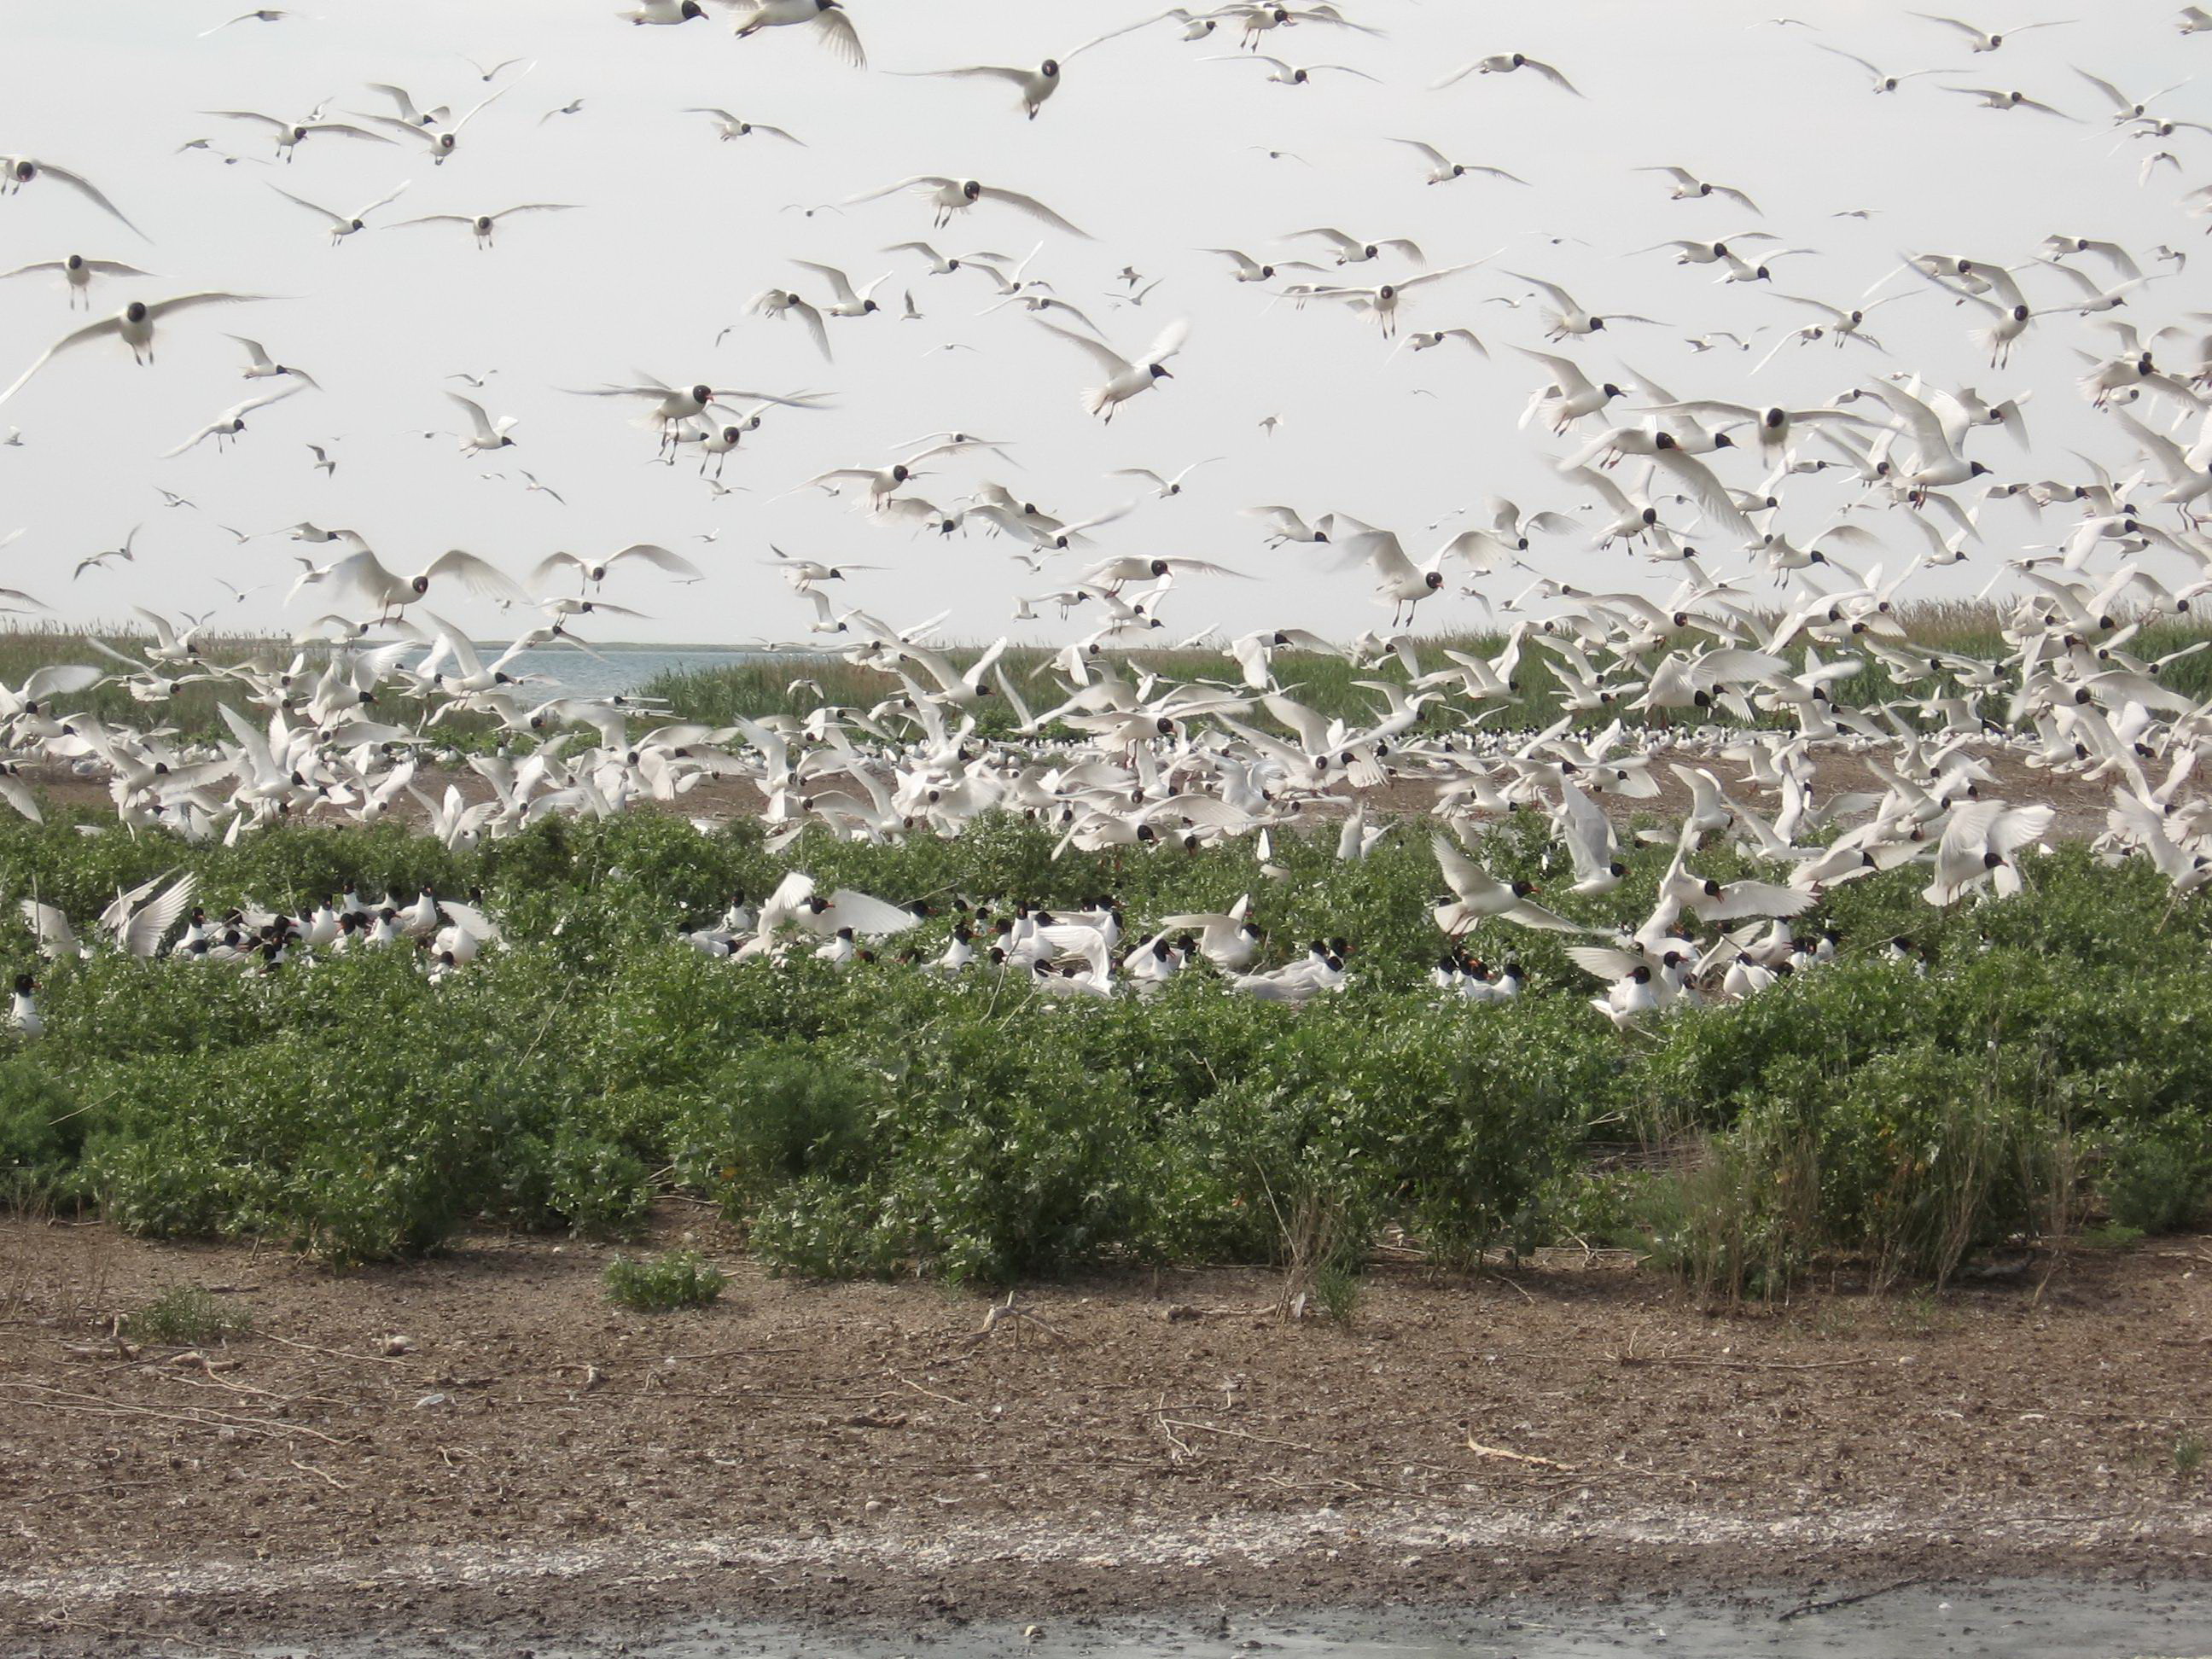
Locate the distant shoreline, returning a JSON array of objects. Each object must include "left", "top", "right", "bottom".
[{"left": 490, "top": 642, "right": 782, "bottom": 654}]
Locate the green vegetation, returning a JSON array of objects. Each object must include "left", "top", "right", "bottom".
[
  {"left": 0, "top": 623, "right": 280, "bottom": 742},
  {"left": 2176, "top": 1433, "right": 2205, "bottom": 1478},
  {"left": 604, "top": 1249, "right": 728, "bottom": 1312},
  {"left": 0, "top": 625, "right": 505, "bottom": 748},
  {"left": 2098, "top": 1121, "right": 2212, "bottom": 1237},
  {"left": 0, "top": 804, "right": 2207, "bottom": 1288},
  {"left": 125, "top": 1284, "right": 249, "bottom": 1345}
]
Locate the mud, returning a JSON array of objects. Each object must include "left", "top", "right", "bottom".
[{"left": 3, "top": 1214, "right": 2206, "bottom": 1654}]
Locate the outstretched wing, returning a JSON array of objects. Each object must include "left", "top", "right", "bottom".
[
  {"left": 36, "top": 162, "right": 148, "bottom": 240},
  {"left": 824, "top": 888, "right": 917, "bottom": 937},
  {"left": 1034, "top": 318, "right": 1132, "bottom": 375},
  {"left": 808, "top": 5, "right": 867, "bottom": 67},
  {"left": 980, "top": 184, "right": 1093, "bottom": 239},
  {"left": 0, "top": 312, "right": 125, "bottom": 407},
  {"left": 123, "top": 873, "right": 197, "bottom": 958}
]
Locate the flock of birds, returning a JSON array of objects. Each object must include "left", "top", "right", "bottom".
[
  {"left": 4, "top": 3, "right": 2212, "bottom": 1027},
  {"left": 667, "top": 823, "right": 1877, "bottom": 1024}
]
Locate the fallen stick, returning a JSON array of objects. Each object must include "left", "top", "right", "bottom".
[
  {"left": 1778, "top": 1575, "right": 1932, "bottom": 1622},
  {"left": 1156, "top": 1416, "right": 1323, "bottom": 1455},
  {"left": 0, "top": 1380, "right": 346, "bottom": 1444},
  {"left": 4, "top": 1477, "right": 173, "bottom": 1506},
  {"left": 1487, "top": 1272, "right": 1537, "bottom": 1306},
  {"left": 60, "top": 1340, "right": 139, "bottom": 1362},
  {"left": 1616, "top": 1353, "right": 1874, "bottom": 1372},
  {"left": 260, "top": 1332, "right": 414, "bottom": 1367},
  {"left": 962, "top": 1296, "right": 1070, "bottom": 1348},
  {"left": 166, "top": 1349, "right": 241, "bottom": 1374},
  {"left": 896, "top": 1373, "right": 978, "bottom": 1410},
  {"left": 163, "top": 1368, "right": 352, "bottom": 1409},
  {"left": 1257, "top": 1470, "right": 1427, "bottom": 1499},
  {"left": 1464, "top": 1430, "right": 1575, "bottom": 1470},
  {"left": 288, "top": 1458, "right": 349, "bottom": 1492}
]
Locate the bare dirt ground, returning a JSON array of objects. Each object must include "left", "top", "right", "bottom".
[{"left": 2, "top": 1209, "right": 2207, "bottom": 1655}]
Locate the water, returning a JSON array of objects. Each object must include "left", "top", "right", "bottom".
[
  {"left": 488, "top": 644, "right": 773, "bottom": 701},
  {"left": 280, "top": 1581, "right": 2212, "bottom": 1658}
]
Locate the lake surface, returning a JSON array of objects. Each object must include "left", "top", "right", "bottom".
[
  {"left": 488, "top": 644, "right": 779, "bottom": 701},
  {"left": 286, "top": 1580, "right": 2212, "bottom": 1658}
]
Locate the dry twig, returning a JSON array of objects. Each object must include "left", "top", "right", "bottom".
[
  {"left": 1463, "top": 1429, "right": 1575, "bottom": 1470},
  {"left": 1778, "top": 1575, "right": 1933, "bottom": 1622}
]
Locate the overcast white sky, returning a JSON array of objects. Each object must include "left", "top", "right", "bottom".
[{"left": 0, "top": 0, "right": 2203, "bottom": 646}]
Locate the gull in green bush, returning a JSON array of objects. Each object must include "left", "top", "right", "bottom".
[
  {"left": 1154, "top": 894, "right": 1263, "bottom": 970},
  {"left": 8, "top": 972, "right": 41, "bottom": 1037},
  {"left": 1922, "top": 799, "right": 2054, "bottom": 905},
  {"left": 1230, "top": 940, "right": 1347, "bottom": 1004},
  {"left": 1432, "top": 832, "right": 1576, "bottom": 935},
  {"left": 20, "top": 870, "right": 195, "bottom": 959}
]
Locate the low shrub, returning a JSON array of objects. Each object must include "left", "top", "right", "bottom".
[
  {"left": 0, "top": 812, "right": 2205, "bottom": 1288},
  {"left": 604, "top": 1249, "right": 727, "bottom": 1312},
  {"left": 125, "top": 1285, "right": 248, "bottom": 1345},
  {"left": 1634, "top": 1120, "right": 1820, "bottom": 1301},
  {"left": 673, "top": 1042, "right": 883, "bottom": 1209},
  {"left": 2099, "top": 1118, "right": 2212, "bottom": 1236},
  {"left": 0, "top": 1058, "right": 85, "bottom": 1207}
]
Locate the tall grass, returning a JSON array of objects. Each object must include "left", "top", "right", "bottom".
[
  {"left": 0, "top": 625, "right": 505, "bottom": 748},
  {"left": 0, "top": 623, "right": 290, "bottom": 740}
]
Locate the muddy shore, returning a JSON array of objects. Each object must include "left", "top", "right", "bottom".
[{"left": 3, "top": 1211, "right": 2207, "bottom": 1654}]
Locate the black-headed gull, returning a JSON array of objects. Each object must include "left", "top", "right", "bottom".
[
  {"left": 1385, "top": 139, "right": 1528, "bottom": 185},
  {"left": 268, "top": 180, "right": 410, "bottom": 243},
  {"left": 1911, "top": 11, "right": 2074, "bottom": 51},
  {"left": 0, "top": 157, "right": 148, "bottom": 239},
  {"left": 836, "top": 175, "right": 1092, "bottom": 238},
  {"left": 392, "top": 202, "right": 578, "bottom": 247},
  {"left": 0, "top": 292, "right": 268, "bottom": 405},
  {"left": 160, "top": 384, "right": 307, "bottom": 457},
  {"left": 203, "top": 108, "right": 395, "bottom": 161},
  {"left": 1033, "top": 317, "right": 1187, "bottom": 420},
  {"left": 0, "top": 253, "right": 158, "bottom": 309},
  {"left": 685, "top": 108, "right": 803, "bottom": 143},
  {"left": 728, "top": 0, "right": 865, "bottom": 67},
  {"left": 1429, "top": 52, "right": 1583, "bottom": 95}
]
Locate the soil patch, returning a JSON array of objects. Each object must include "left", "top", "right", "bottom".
[{"left": 3, "top": 1212, "right": 2207, "bottom": 1653}]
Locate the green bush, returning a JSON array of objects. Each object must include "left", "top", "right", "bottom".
[
  {"left": 673, "top": 1042, "right": 882, "bottom": 1208},
  {"left": 0, "top": 1058, "right": 85, "bottom": 1205},
  {"left": 2100, "top": 1119, "right": 2212, "bottom": 1236},
  {"left": 1640, "top": 1045, "right": 2077, "bottom": 1296},
  {"left": 543, "top": 1130, "right": 655, "bottom": 1238},
  {"left": 604, "top": 1249, "right": 727, "bottom": 1312},
  {"left": 1638, "top": 1121, "right": 1822, "bottom": 1302},
  {"left": 125, "top": 1285, "right": 249, "bottom": 1345},
  {"left": 748, "top": 1177, "right": 913, "bottom": 1279},
  {"left": 0, "top": 809, "right": 2208, "bottom": 1286},
  {"left": 1812, "top": 1043, "right": 2063, "bottom": 1289}
]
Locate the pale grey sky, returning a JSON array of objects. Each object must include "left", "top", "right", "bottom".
[{"left": 0, "top": 0, "right": 2202, "bottom": 646}]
